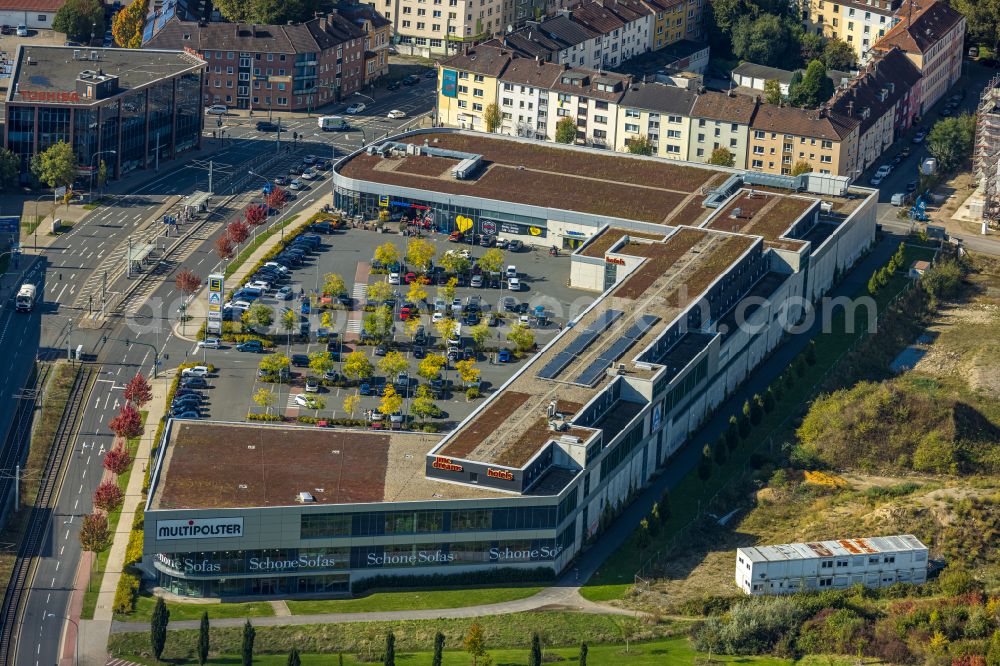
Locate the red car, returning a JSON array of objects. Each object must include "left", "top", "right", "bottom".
[
  {"left": 404, "top": 272, "right": 418, "bottom": 284},
  {"left": 399, "top": 306, "right": 414, "bottom": 320},
  {"left": 448, "top": 231, "right": 464, "bottom": 242}
]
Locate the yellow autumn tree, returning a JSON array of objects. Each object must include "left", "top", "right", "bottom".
[{"left": 112, "top": 0, "right": 146, "bottom": 48}]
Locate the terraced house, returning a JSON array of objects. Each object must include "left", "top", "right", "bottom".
[
  {"left": 614, "top": 81, "right": 697, "bottom": 158},
  {"left": 497, "top": 57, "right": 565, "bottom": 139},
  {"left": 143, "top": 129, "right": 878, "bottom": 599},
  {"left": 870, "top": 0, "right": 965, "bottom": 113},
  {"left": 687, "top": 91, "right": 758, "bottom": 167},
  {"left": 748, "top": 104, "right": 860, "bottom": 177},
  {"left": 437, "top": 45, "right": 512, "bottom": 131},
  {"left": 546, "top": 67, "right": 630, "bottom": 147},
  {"left": 829, "top": 47, "right": 922, "bottom": 172}
]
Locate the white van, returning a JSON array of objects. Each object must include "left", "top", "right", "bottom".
[{"left": 447, "top": 322, "right": 462, "bottom": 347}]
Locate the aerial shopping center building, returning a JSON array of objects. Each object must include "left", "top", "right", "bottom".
[{"left": 143, "top": 129, "right": 876, "bottom": 598}]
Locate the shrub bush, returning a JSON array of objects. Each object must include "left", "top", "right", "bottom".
[{"left": 113, "top": 571, "right": 140, "bottom": 614}]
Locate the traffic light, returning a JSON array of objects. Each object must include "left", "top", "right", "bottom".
[{"left": 293, "top": 132, "right": 299, "bottom": 140}]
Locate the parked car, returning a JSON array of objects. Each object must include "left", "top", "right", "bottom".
[
  {"left": 432, "top": 311, "right": 445, "bottom": 323},
  {"left": 507, "top": 277, "right": 521, "bottom": 291},
  {"left": 470, "top": 274, "right": 483, "bottom": 288},
  {"left": 388, "top": 272, "right": 401, "bottom": 285},
  {"left": 180, "top": 376, "right": 209, "bottom": 388},
  {"left": 174, "top": 410, "right": 201, "bottom": 419},
  {"left": 402, "top": 74, "right": 420, "bottom": 85},
  {"left": 288, "top": 179, "right": 305, "bottom": 191},
  {"left": 305, "top": 378, "right": 320, "bottom": 393},
  {"left": 236, "top": 340, "right": 264, "bottom": 353},
  {"left": 387, "top": 81, "right": 401, "bottom": 91},
  {"left": 205, "top": 104, "right": 228, "bottom": 115},
  {"left": 345, "top": 102, "right": 366, "bottom": 114},
  {"left": 508, "top": 239, "right": 524, "bottom": 252},
  {"left": 448, "top": 231, "right": 464, "bottom": 242},
  {"left": 197, "top": 337, "right": 221, "bottom": 349},
  {"left": 181, "top": 365, "right": 210, "bottom": 378},
  {"left": 374, "top": 344, "right": 388, "bottom": 356},
  {"left": 913, "top": 129, "right": 928, "bottom": 144},
  {"left": 291, "top": 354, "right": 310, "bottom": 368},
  {"left": 16, "top": 24, "right": 28, "bottom": 36}
]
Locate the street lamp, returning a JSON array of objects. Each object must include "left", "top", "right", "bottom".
[
  {"left": 45, "top": 612, "right": 78, "bottom": 666},
  {"left": 353, "top": 91, "right": 376, "bottom": 105},
  {"left": 32, "top": 194, "right": 49, "bottom": 249},
  {"left": 89, "top": 150, "right": 116, "bottom": 201}
]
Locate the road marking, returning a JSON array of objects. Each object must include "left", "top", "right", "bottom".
[
  {"left": 59, "top": 546, "right": 64, "bottom": 555},
  {"left": 81, "top": 468, "right": 86, "bottom": 479},
  {"left": 78, "top": 484, "right": 83, "bottom": 493},
  {"left": 73, "top": 499, "right": 78, "bottom": 510},
  {"left": 54, "top": 561, "right": 59, "bottom": 571},
  {"left": 54, "top": 284, "right": 67, "bottom": 302}
]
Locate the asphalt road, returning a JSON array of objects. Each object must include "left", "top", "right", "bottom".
[{"left": 14, "top": 83, "right": 435, "bottom": 666}]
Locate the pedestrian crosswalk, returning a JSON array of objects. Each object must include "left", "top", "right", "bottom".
[
  {"left": 352, "top": 282, "right": 367, "bottom": 299},
  {"left": 346, "top": 318, "right": 362, "bottom": 333}
]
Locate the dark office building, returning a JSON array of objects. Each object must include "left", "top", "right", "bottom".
[{"left": 3, "top": 45, "right": 206, "bottom": 180}]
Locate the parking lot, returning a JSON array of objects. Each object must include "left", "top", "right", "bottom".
[{"left": 184, "top": 217, "right": 598, "bottom": 428}]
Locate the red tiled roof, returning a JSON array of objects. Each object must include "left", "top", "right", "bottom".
[
  {"left": 0, "top": 0, "right": 62, "bottom": 11},
  {"left": 751, "top": 103, "right": 859, "bottom": 141},
  {"left": 872, "top": 0, "right": 965, "bottom": 55}
]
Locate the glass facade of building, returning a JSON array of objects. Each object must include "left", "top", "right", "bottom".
[{"left": 4, "top": 69, "right": 203, "bottom": 181}]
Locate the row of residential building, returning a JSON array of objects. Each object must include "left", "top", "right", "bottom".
[
  {"left": 436, "top": 0, "right": 964, "bottom": 179},
  {"left": 143, "top": 3, "right": 392, "bottom": 112}
]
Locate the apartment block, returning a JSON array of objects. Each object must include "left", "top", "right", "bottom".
[
  {"left": 497, "top": 57, "right": 565, "bottom": 139},
  {"left": 335, "top": 1, "right": 393, "bottom": 84},
  {"left": 145, "top": 16, "right": 367, "bottom": 112},
  {"left": 546, "top": 68, "right": 629, "bottom": 148},
  {"left": 437, "top": 45, "right": 512, "bottom": 130},
  {"left": 615, "top": 81, "right": 696, "bottom": 159},
  {"left": 387, "top": 0, "right": 503, "bottom": 56},
  {"left": 688, "top": 91, "right": 757, "bottom": 167},
  {"left": 748, "top": 104, "right": 860, "bottom": 177},
  {"left": 736, "top": 535, "right": 928, "bottom": 595},
  {"left": 870, "top": 0, "right": 965, "bottom": 114},
  {"left": 830, "top": 46, "right": 922, "bottom": 171},
  {"left": 801, "top": 0, "right": 901, "bottom": 63}
]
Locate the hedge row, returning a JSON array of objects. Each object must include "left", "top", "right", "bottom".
[
  {"left": 113, "top": 571, "right": 140, "bottom": 614},
  {"left": 351, "top": 566, "right": 555, "bottom": 594}
]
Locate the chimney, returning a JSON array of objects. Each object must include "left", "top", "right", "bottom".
[
  {"left": 847, "top": 100, "right": 854, "bottom": 116},
  {"left": 818, "top": 106, "right": 827, "bottom": 118}
]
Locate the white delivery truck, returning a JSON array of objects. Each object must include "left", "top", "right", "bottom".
[
  {"left": 318, "top": 116, "right": 350, "bottom": 131},
  {"left": 15, "top": 283, "right": 37, "bottom": 312}
]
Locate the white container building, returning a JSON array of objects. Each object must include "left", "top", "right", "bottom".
[{"left": 736, "top": 535, "right": 929, "bottom": 596}]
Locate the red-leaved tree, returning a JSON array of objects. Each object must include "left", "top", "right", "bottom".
[
  {"left": 123, "top": 372, "right": 152, "bottom": 407},
  {"left": 79, "top": 513, "right": 111, "bottom": 553},
  {"left": 175, "top": 268, "right": 202, "bottom": 296},
  {"left": 215, "top": 234, "right": 235, "bottom": 260},
  {"left": 244, "top": 204, "right": 266, "bottom": 226},
  {"left": 266, "top": 188, "right": 287, "bottom": 209},
  {"left": 108, "top": 402, "right": 143, "bottom": 439},
  {"left": 227, "top": 220, "right": 250, "bottom": 245},
  {"left": 93, "top": 480, "right": 124, "bottom": 513},
  {"left": 103, "top": 445, "right": 132, "bottom": 476}
]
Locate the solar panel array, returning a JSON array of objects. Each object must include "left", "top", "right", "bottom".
[
  {"left": 536, "top": 310, "right": 623, "bottom": 380},
  {"left": 572, "top": 314, "right": 661, "bottom": 386}
]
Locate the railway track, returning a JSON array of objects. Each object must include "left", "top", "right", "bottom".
[
  {"left": 0, "top": 364, "right": 49, "bottom": 531},
  {"left": 0, "top": 365, "right": 93, "bottom": 666}
]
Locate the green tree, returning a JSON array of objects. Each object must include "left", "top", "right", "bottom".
[
  {"left": 308, "top": 351, "right": 335, "bottom": 378},
  {"left": 198, "top": 611, "right": 210, "bottom": 665},
  {"left": 287, "top": 647, "right": 301, "bottom": 666},
  {"left": 280, "top": 307, "right": 298, "bottom": 350},
  {"left": 799, "top": 31, "right": 824, "bottom": 63},
  {"left": 53, "top": 0, "right": 105, "bottom": 43},
  {"left": 342, "top": 351, "right": 374, "bottom": 381},
  {"left": 555, "top": 117, "right": 577, "bottom": 144},
  {"left": 528, "top": 633, "right": 542, "bottom": 666},
  {"left": 478, "top": 248, "right": 504, "bottom": 274},
  {"left": 411, "top": 385, "right": 442, "bottom": 419},
  {"left": 438, "top": 276, "right": 458, "bottom": 303},
  {"left": 626, "top": 135, "right": 655, "bottom": 156},
  {"left": 470, "top": 323, "right": 491, "bottom": 350},
  {"left": 954, "top": 0, "right": 1000, "bottom": 58},
  {"left": 378, "top": 350, "right": 408, "bottom": 377},
  {"left": 791, "top": 160, "right": 813, "bottom": 176},
  {"left": 433, "top": 632, "right": 446, "bottom": 666},
  {"left": 483, "top": 102, "right": 503, "bottom": 133},
  {"left": 579, "top": 642, "right": 588, "bottom": 666},
  {"left": 763, "top": 78, "right": 783, "bottom": 105},
  {"left": 0, "top": 148, "right": 19, "bottom": 191},
  {"left": 242, "top": 303, "right": 273, "bottom": 330},
  {"left": 322, "top": 273, "right": 346, "bottom": 296},
  {"left": 112, "top": 0, "right": 144, "bottom": 47},
  {"left": 384, "top": 632, "right": 396, "bottom": 666},
  {"left": 150, "top": 597, "right": 170, "bottom": 661},
  {"left": 465, "top": 622, "right": 487, "bottom": 666},
  {"left": 726, "top": 415, "right": 740, "bottom": 450},
  {"left": 750, "top": 393, "right": 764, "bottom": 425},
  {"left": 214, "top": 0, "right": 319, "bottom": 24},
  {"left": 986, "top": 629, "right": 1000, "bottom": 666},
  {"left": 708, "top": 147, "right": 735, "bottom": 167},
  {"left": 439, "top": 252, "right": 471, "bottom": 276},
  {"left": 506, "top": 323, "right": 535, "bottom": 353},
  {"left": 731, "top": 14, "right": 795, "bottom": 67},
  {"left": 364, "top": 305, "right": 394, "bottom": 341},
  {"left": 31, "top": 141, "right": 78, "bottom": 190},
  {"left": 927, "top": 114, "right": 977, "bottom": 172},
  {"left": 788, "top": 59, "right": 833, "bottom": 109},
  {"left": 379, "top": 385, "right": 403, "bottom": 417},
  {"left": 367, "top": 279, "right": 394, "bottom": 303},
  {"left": 373, "top": 242, "right": 401, "bottom": 267},
  {"left": 417, "top": 354, "right": 447, "bottom": 381},
  {"left": 823, "top": 38, "right": 855, "bottom": 70},
  {"left": 242, "top": 619, "right": 255, "bottom": 666},
  {"left": 252, "top": 388, "right": 274, "bottom": 415},
  {"left": 343, "top": 393, "right": 360, "bottom": 418}
]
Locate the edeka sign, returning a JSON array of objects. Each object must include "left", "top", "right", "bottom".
[
  {"left": 156, "top": 518, "right": 244, "bottom": 540},
  {"left": 441, "top": 69, "right": 458, "bottom": 98}
]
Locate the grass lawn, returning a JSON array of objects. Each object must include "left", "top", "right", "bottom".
[
  {"left": 580, "top": 243, "right": 938, "bottom": 602},
  {"left": 285, "top": 585, "right": 543, "bottom": 615},
  {"left": 111, "top": 636, "right": 806, "bottom": 665},
  {"left": 81, "top": 412, "right": 148, "bottom": 620},
  {"left": 224, "top": 213, "right": 301, "bottom": 279},
  {"left": 118, "top": 594, "right": 276, "bottom": 623}
]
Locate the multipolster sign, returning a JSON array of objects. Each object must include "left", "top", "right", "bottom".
[{"left": 156, "top": 517, "right": 244, "bottom": 540}]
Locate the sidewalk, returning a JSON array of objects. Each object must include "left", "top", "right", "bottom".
[
  {"left": 70, "top": 374, "right": 171, "bottom": 665},
  {"left": 173, "top": 197, "right": 331, "bottom": 342}
]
